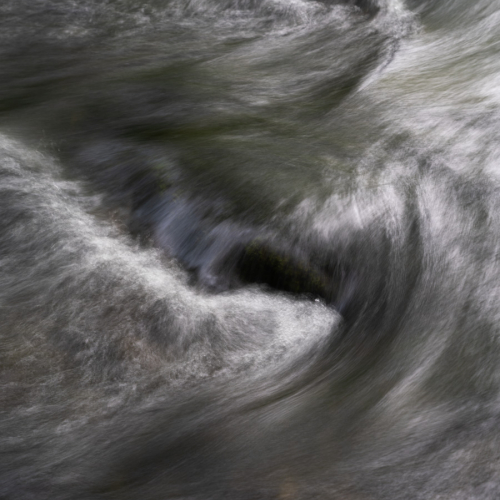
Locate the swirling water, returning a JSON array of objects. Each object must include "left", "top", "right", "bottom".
[{"left": 1, "top": 0, "right": 500, "bottom": 498}]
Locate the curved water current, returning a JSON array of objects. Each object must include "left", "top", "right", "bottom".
[{"left": 2, "top": 1, "right": 500, "bottom": 498}]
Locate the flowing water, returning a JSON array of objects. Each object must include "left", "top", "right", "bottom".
[{"left": 2, "top": 0, "right": 500, "bottom": 498}]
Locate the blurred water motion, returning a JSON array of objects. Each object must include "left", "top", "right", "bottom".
[{"left": 2, "top": 0, "right": 500, "bottom": 498}]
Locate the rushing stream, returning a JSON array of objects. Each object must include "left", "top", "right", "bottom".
[{"left": 2, "top": 0, "right": 500, "bottom": 498}]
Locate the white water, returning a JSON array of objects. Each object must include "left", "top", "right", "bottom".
[{"left": 2, "top": 1, "right": 500, "bottom": 498}]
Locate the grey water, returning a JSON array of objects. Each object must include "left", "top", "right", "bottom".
[{"left": 1, "top": 0, "right": 500, "bottom": 498}]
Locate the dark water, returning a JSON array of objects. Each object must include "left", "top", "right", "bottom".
[{"left": 2, "top": 0, "right": 500, "bottom": 498}]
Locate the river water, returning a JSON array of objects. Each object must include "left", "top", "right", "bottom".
[{"left": 1, "top": 1, "right": 500, "bottom": 498}]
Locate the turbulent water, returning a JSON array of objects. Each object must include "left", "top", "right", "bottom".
[{"left": 2, "top": 0, "right": 500, "bottom": 498}]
